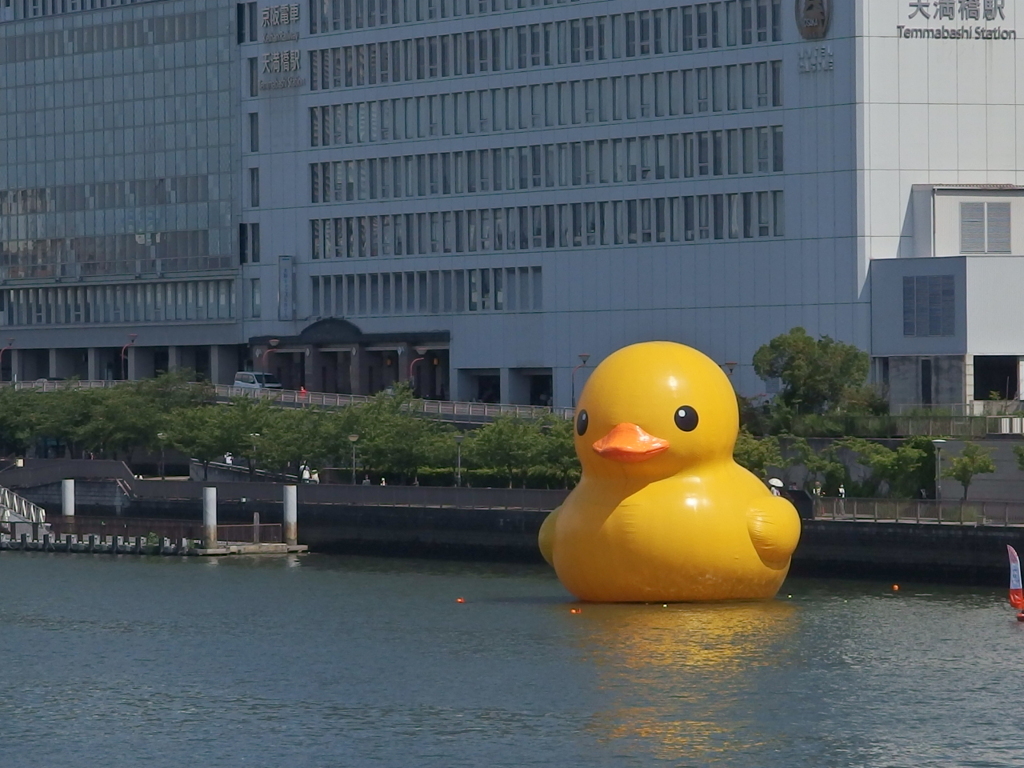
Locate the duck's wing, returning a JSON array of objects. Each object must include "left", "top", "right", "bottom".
[
  {"left": 746, "top": 496, "right": 801, "bottom": 569},
  {"left": 538, "top": 506, "right": 561, "bottom": 566}
]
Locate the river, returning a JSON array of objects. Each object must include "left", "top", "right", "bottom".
[{"left": 0, "top": 553, "right": 1020, "bottom": 767}]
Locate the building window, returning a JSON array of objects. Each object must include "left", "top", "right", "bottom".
[
  {"left": 249, "top": 113, "right": 259, "bottom": 152},
  {"left": 251, "top": 278, "right": 261, "bottom": 318},
  {"left": 239, "top": 223, "right": 260, "bottom": 263},
  {"left": 903, "top": 275, "right": 955, "bottom": 337},
  {"left": 248, "top": 57, "right": 258, "bottom": 97},
  {"left": 961, "top": 202, "right": 1011, "bottom": 253},
  {"left": 237, "top": 3, "right": 257, "bottom": 43},
  {"left": 249, "top": 168, "right": 260, "bottom": 207}
]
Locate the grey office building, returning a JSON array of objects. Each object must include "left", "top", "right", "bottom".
[{"left": 4, "top": 0, "right": 1023, "bottom": 411}]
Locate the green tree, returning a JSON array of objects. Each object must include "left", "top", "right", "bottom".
[
  {"left": 790, "top": 437, "right": 847, "bottom": 495},
  {"left": 1012, "top": 444, "right": 1024, "bottom": 473},
  {"left": 840, "top": 437, "right": 929, "bottom": 499},
  {"left": 752, "top": 327, "right": 871, "bottom": 415},
  {"left": 0, "top": 388, "right": 40, "bottom": 456},
  {"left": 74, "top": 387, "right": 167, "bottom": 458},
  {"left": 33, "top": 387, "right": 96, "bottom": 458},
  {"left": 464, "top": 416, "right": 546, "bottom": 487},
  {"left": 943, "top": 442, "right": 996, "bottom": 500},
  {"left": 355, "top": 385, "right": 449, "bottom": 482},
  {"left": 165, "top": 406, "right": 234, "bottom": 480},
  {"left": 733, "top": 430, "right": 784, "bottom": 479},
  {"left": 216, "top": 396, "right": 277, "bottom": 476},
  {"left": 533, "top": 415, "right": 580, "bottom": 487}
]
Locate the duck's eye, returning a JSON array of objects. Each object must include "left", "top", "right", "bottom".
[
  {"left": 576, "top": 409, "right": 589, "bottom": 436},
  {"left": 674, "top": 406, "right": 699, "bottom": 432}
]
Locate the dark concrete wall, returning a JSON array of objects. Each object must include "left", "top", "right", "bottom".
[
  {"left": 14, "top": 476, "right": 1024, "bottom": 584},
  {"left": 794, "top": 521, "right": 1024, "bottom": 584}
]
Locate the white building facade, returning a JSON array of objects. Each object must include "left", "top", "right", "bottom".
[{"left": 1, "top": 0, "right": 1022, "bottom": 408}]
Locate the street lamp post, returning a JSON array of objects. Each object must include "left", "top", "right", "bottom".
[
  {"left": 0, "top": 338, "right": 14, "bottom": 383},
  {"left": 454, "top": 434, "right": 464, "bottom": 487},
  {"left": 932, "top": 439, "right": 947, "bottom": 502},
  {"left": 120, "top": 333, "right": 137, "bottom": 380},
  {"left": 571, "top": 353, "right": 591, "bottom": 409},
  {"left": 348, "top": 434, "right": 359, "bottom": 484}
]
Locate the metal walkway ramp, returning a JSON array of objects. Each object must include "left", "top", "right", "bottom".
[{"left": 0, "top": 485, "right": 46, "bottom": 525}]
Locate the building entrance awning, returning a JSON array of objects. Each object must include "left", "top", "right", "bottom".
[{"left": 248, "top": 318, "right": 450, "bottom": 349}]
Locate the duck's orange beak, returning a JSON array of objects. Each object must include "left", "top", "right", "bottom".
[{"left": 592, "top": 423, "right": 670, "bottom": 463}]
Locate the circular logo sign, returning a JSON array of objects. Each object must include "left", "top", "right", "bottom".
[{"left": 795, "top": 0, "right": 831, "bottom": 40}]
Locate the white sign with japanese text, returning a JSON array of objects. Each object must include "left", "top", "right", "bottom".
[
  {"left": 897, "top": 0, "right": 1016, "bottom": 38},
  {"left": 262, "top": 4, "right": 300, "bottom": 27}
]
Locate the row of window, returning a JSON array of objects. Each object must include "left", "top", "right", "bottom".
[
  {"left": 306, "top": 61, "right": 782, "bottom": 145},
  {"left": 0, "top": 280, "right": 235, "bottom": 328},
  {"left": 309, "top": 0, "right": 584, "bottom": 32},
  {"left": 310, "top": 128, "right": 782, "bottom": 204},
  {"left": 1, "top": 10, "right": 219, "bottom": 64},
  {"left": 310, "top": 191, "right": 784, "bottom": 259},
  {"left": 308, "top": 267, "right": 543, "bottom": 320},
  {"left": 12, "top": 0, "right": 146, "bottom": 21},
  {"left": 307, "top": 3, "right": 781, "bottom": 92},
  {"left": 0, "top": 231, "right": 231, "bottom": 280},
  {"left": 307, "top": 0, "right": 780, "bottom": 50},
  {"left": 903, "top": 275, "right": 954, "bottom": 338},
  {"left": 0, "top": 175, "right": 210, "bottom": 216}
]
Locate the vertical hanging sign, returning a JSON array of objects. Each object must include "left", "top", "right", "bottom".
[{"left": 278, "top": 255, "right": 295, "bottom": 320}]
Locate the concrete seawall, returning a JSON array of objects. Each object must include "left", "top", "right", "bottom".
[
  {"left": 5, "top": 464, "right": 1024, "bottom": 584},
  {"left": 793, "top": 521, "right": 1024, "bottom": 584}
]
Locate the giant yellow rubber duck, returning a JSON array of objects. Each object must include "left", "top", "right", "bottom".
[{"left": 539, "top": 341, "right": 800, "bottom": 602}]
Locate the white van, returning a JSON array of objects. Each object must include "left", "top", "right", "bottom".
[{"left": 233, "top": 371, "right": 283, "bottom": 389}]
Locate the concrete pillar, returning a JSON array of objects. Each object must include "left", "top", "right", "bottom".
[
  {"left": 168, "top": 346, "right": 181, "bottom": 372},
  {"left": 87, "top": 348, "right": 99, "bottom": 381},
  {"left": 202, "top": 487, "right": 217, "bottom": 549},
  {"left": 499, "top": 368, "right": 511, "bottom": 405},
  {"left": 62, "top": 479, "right": 75, "bottom": 518},
  {"left": 349, "top": 345, "right": 366, "bottom": 395},
  {"left": 127, "top": 346, "right": 155, "bottom": 381},
  {"left": 50, "top": 349, "right": 78, "bottom": 380},
  {"left": 10, "top": 348, "right": 20, "bottom": 382},
  {"left": 304, "top": 346, "right": 323, "bottom": 391},
  {"left": 283, "top": 485, "right": 297, "bottom": 545},
  {"left": 397, "top": 344, "right": 413, "bottom": 383},
  {"left": 209, "top": 345, "right": 236, "bottom": 385}
]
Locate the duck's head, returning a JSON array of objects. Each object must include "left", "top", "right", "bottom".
[{"left": 575, "top": 342, "right": 739, "bottom": 481}]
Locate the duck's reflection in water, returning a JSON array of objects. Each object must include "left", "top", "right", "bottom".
[{"left": 576, "top": 600, "right": 799, "bottom": 762}]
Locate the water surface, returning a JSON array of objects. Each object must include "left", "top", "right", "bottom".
[{"left": 0, "top": 554, "right": 1020, "bottom": 767}]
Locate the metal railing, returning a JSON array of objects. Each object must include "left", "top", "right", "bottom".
[
  {"left": 216, "top": 523, "right": 282, "bottom": 544},
  {"left": 0, "top": 485, "right": 46, "bottom": 524},
  {"left": 130, "top": 480, "right": 569, "bottom": 510},
  {"left": 815, "top": 497, "right": 1024, "bottom": 526},
  {"left": 0, "top": 459, "right": 136, "bottom": 490},
  {"left": 48, "top": 516, "right": 201, "bottom": 540},
  {"left": 1, "top": 380, "right": 573, "bottom": 423}
]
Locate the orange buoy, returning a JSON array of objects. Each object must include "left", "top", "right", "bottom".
[
  {"left": 892, "top": 584, "right": 900, "bottom": 592},
  {"left": 570, "top": 608, "right": 582, "bottom": 614},
  {"left": 455, "top": 597, "right": 465, "bottom": 603}
]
